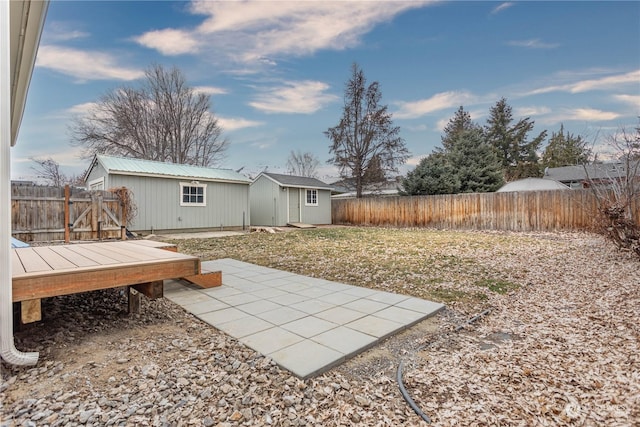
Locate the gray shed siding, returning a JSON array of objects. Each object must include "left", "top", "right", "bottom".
[
  {"left": 250, "top": 175, "right": 331, "bottom": 226},
  {"left": 300, "top": 189, "right": 331, "bottom": 224},
  {"left": 94, "top": 173, "right": 248, "bottom": 232},
  {"left": 86, "top": 163, "right": 110, "bottom": 189},
  {"left": 250, "top": 176, "right": 287, "bottom": 226}
]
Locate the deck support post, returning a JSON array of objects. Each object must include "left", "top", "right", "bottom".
[
  {"left": 133, "top": 280, "right": 164, "bottom": 299},
  {"left": 128, "top": 287, "right": 140, "bottom": 314},
  {"left": 20, "top": 299, "right": 41, "bottom": 324}
]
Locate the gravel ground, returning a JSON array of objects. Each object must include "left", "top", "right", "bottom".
[{"left": 1, "top": 228, "right": 638, "bottom": 426}]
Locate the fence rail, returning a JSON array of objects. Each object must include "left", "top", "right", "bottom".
[
  {"left": 331, "top": 190, "right": 639, "bottom": 232},
  {"left": 12, "top": 185, "right": 126, "bottom": 242}
]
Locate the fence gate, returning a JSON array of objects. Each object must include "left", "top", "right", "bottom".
[
  {"left": 12, "top": 184, "right": 126, "bottom": 243},
  {"left": 68, "top": 189, "right": 124, "bottom": 240}
]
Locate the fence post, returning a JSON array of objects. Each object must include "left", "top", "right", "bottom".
[
  {"left": 91, "top": 192, "right": 98, "bottom": 240},
  {"left": 121, "top": 187, "right": 127, "bottom": 240},
  {"left": 64, "top": 185, "right": 70, "bottom": 243}
]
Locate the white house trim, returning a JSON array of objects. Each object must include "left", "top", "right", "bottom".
[{"left": 2, "top": 0, "right": 47, "bottom": 366}]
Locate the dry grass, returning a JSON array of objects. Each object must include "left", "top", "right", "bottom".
[{"left": 169, "top": 226, "right": 544, "bottom": 314}]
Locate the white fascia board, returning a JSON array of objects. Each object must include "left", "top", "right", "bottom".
[{"left": 9, "top": 0, "right": 48, "bottom": 146}]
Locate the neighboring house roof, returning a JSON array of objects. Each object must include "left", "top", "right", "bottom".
[
  {"left": 255, "top": 172, "right": 333, "bottom": 190},
  {"left": 543, "top": 161, "right": 639, "bottom": 182},
  {"left": 497, "top": 178, "right": 570, "bottom": 193},
  {"left": 86, "top": 154, "right": 251, "bottom": 184}
]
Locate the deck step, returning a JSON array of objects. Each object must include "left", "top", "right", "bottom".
[{"left": 182, "top": 270, "right": 222, "bottom": 288}]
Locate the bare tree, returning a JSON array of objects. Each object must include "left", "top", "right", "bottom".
[
  {"left": 286, "top": 150, "right": 319, "bottom": 177},
  {"left": 70, "top": 65, "right": 228, "bottom": 167},
  {"left": 30, "top": 157, "right": 84, "bottom": 187},
  {"left": 325, "top": 63, "right": 408, "bottom": 198},
  {"left": 587, "top": 121, "right": 640, "bottom": 258}
]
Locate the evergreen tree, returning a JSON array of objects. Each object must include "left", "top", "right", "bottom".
[
  {"left": 541, "top": 124, "right": 591, "bottom": 168},
  {"left": 441, "top": 106, "right": 479, "bottom": 151},
  {"left": 400, "top": 151, "right": 460, "bottom": 195},
  {"left": 449, "top": 129, "right": 504, "bottom": 193},
  {"left": 484, "top": 98, "right": 546, "bottom": 180},
  {"left": 401, "top": 129, "right": 503, "bottom": 195}
]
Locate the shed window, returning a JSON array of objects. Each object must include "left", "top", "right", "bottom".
[
  {"left": 180, "top": 182, "right": 207, "bottom": 206},
  {"left": 305, "top": 189, "right": 318, "bottom": 206},
  {"left": 88, "top": 177, "right": 104, "bottom": 191}
]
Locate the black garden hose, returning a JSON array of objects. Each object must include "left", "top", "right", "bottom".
[
  {"left": 397, "top": 360, "right": 431, "bottom": 423},
  {"left": 397, "top": 308, "right": 493, "bottom": 424}
]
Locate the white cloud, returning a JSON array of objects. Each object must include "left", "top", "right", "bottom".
[
  {"left": 135, "top": 0, "right": 434, "bottom": 67},
  {"left": 66, "top": 102, "right": 99, "bottom": 115},
  {"left": 134, "top": 29, "right": 200, "bottom": 55},
  {"left": 46, "top": 22, "right": 90, "bottom": 41},
  {"left": 550, "top": 108, "right": 621, "bottom": 123},
  {"left": 193, "top": 86, "right": 228, "bottom": 96},
  {"left": 249, "top": 80, "right": 338, "bottom": 114},
  {"left": 36, "top": 45, "right": 144, "bottom": 81},
  {"left": 394, "top": 91, "right": 477, "bottom": 119},
  {"left": 435, "top": 118, "right": 449, "bottom": 132},
  {"left": 491, "top": 2, "right": 514, "bottom": 14},
  {"left": 613, "top": 94, "right": 640, "bottom": 108},
  {"left": 218, "top": 116, "right": 263, "bottom": 132},
  {"left": 507, "top": 39, "right": 559, "bottom": 49},
  {"left": 526, "top": 69, "right": 640, "bottom": 95},
  {"left": 514, "top": 106, "right": 552, "bottom": 117}
]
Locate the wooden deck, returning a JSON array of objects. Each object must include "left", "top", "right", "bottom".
[{"left": 12, "top": 240, "right": 200, "bottom": 305}]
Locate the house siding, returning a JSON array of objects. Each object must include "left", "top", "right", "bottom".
[
  {"left": 250, "top": 175, "right": 332, "bottom": 226},
  {"left": 85, "top": 163, "right": 110, "bottom": 189},
  {"left": 301, "top": 189, "right": 331, "bottom": 224},
  {"left": 250, "top": 176, "right": 287, "bottom": 226},
  {"left": 106, "top": 174, "right": 249, "bottom": 232}
]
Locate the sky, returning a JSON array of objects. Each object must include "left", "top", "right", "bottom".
[{"left": 11, "top": 0, "right": 640, "bottom": 183}]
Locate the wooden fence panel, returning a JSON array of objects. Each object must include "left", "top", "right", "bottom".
[
  {"left": 12, "top": 185, "right": 125, "bottom": 243},
  {"left": 331, "top": 190, "right": 638, "bottom": 232}
]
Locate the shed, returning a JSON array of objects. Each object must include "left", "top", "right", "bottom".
[
  {"left": 84, "top": 154, "right": 251, "bottom": 233},
  {"left": 497, "top": 178, "right": 570, "bottom": 192},
  {"left": 250, "top": 172, "right": 333, "bottom": 226}
]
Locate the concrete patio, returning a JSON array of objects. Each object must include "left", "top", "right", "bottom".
[{"left": 164, "top": 258, "right": 444, "bottom": 379}]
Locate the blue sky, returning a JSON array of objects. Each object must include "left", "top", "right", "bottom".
[{"left": 12, "top": 0, "right": 640, "bottom": 182}]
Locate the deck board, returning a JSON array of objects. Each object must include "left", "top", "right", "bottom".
[
  {"left": 16, "top": 248, "right": 53, "bottom": 273},
  {"left": 11, "top": 250, "right": 25, "bottom": 274},
  {"left": 32, "top": 247, "right": 77, "bottom": 270},
  {"left": 102, "top": 241, "right": 181, "bottom": 260},
  {"left": 47, "top": 246, "right": 100, "bottom": 268},
  {"left": 127, "top": 240, "right": 177, "bottom": 251},
  {"left": 64, "top": 244, "right": 124, "bottom": 265},
  {"left": 12, "top": 241, "right": 201, "bottom": 302}
]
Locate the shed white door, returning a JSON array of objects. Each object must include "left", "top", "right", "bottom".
[{"left": 288, "top": 188, "right": 300, "bottom": 223}]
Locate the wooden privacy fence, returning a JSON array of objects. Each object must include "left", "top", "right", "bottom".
[
  {"left": 12, "top": 185, "right": 127, "bottom": 243},
  {"left": 331, "top": 190, "right": 639, "bottom": 232}
]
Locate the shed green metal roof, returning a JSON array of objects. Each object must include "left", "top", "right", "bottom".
[{"left": 94, "top": 155, "right": 251, "bottom": 184}]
